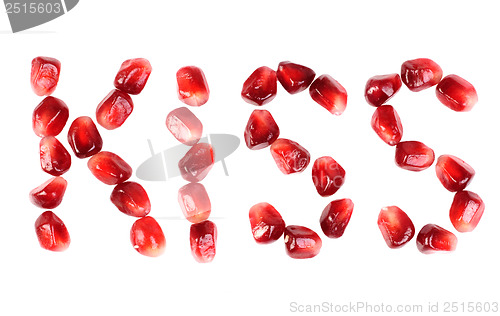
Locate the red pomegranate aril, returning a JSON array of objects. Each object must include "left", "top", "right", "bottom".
[
  {"left": 31, "top": 57, "right": 61, "bottom": 96},
  {"left": 40, "top": 136, "right": 71, "bottom": 176},
  {"left": 436, "top": 74, "right": 478, "bottom": 112},
  {"left": 114, "top": 58, "right": 152, "bottom": 95},
  {"left": 450, "top": 191, "right": 484, "bottom": 233},
  {"left": 87, "top": 151, "right": 132, "bottom": 185},
  {"left": 417, "top": 224, "right": 457, "bottom": 254},
  {"left": 365, "top": 73, "right": 402, "bottom": 107},
  {"left": 67, "top": 116, "right": 103, "bottom": 158},
  {"left": 312, "top": 156, "right": 345, "bottom": 197},
  {"left": 110, "top": 181, "right": 151, "bottom": 217},
  {"left": 401, "top": 58, "right": 443, "bottom": 92},
  {"left": 249, "top": 202, "right": 285, "bottom": 244},
  {"left": 166, "top": 107, "right": 203, "bottom": 146},
  {"left": 435, "top": 155, "right": 475, "bottom": 192},
  {"left": 178, "top": 183, "right": 211, "bottom": 223},
  {"left": 35, "top": 211, "right": 70, "bottom": 252},
  {"left": 190, "top": 220, "right": 217, "bottom": 263},
  {"left": 371, "top": 105, "right": 403, "bottom": 146},
  {"left": 244, "top": 109, "right": 280, "bottom": 150},
  {"left": 284, "top": 225, "right": 322, "bottom": 259},
  {"left": 130, "top": 216, "right": 166, "bottom": 257},
  {"left": 241, "top": 66, "right": 277, "bottom": 106},
  {"left": 270, "top": 138, "right": 310, "bottom": 175},
  {"left": 96, "top": 89, "right": 134, "bottom": 130},
  {"left": 178, "top": 143, "right": 214, "bottom": 182},
  {"left": 395, "top": 141, "right": 435, "bottom": 171},
  {"left": 32, "top": 96, "right": 69, "bottom": 137},
  {"left": 319, "top": 198, "right": 354, "bottom": 238},
  {"left": 309, "top": 74, "right": 347, "bottom": 115},
  {"left": 29, "top": 177, "right": 67, "bottom": 209},
  {"left": 377, "top": 206, "right": 415, "bottom": 249},
  {"left": 176, "top": 66, "right": 210, "bottom": 107},
  {"left": 276, "top": 61, "right": 316, "bottom": 94}
]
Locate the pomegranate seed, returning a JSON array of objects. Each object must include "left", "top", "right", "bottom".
[
  {"left": 110, "top": 181, "right": 151, "bottom": 217},
  {"left": 87, "top": 151, "right": 132, "bottom": 185},
  {"left": 29, "top": 176, "right": 67, "bottom": 209},
  {"left": 190, "top": 220, "right": 217, "bottom": 263},
  {"left": 377, "top": 206, "right": 415, "bottom": 249},
  {"left": 40, "top": 136, "right": 71, "bottom": 176},
  {"left": 270, "top": 138, "right": 310, "bottom": 175},
  {"left": 176, "top": 66, "right": 210, "bottom": 107},
  {"left": 371, "top": 105, "right": 403, "bottom": 146},
  {"left": 312, "top": 156, "right": 345, "bottom": 197},
  {"left": 309, "top": 74, "right": 347, "bottom": 115},
  {"left": 178, "top": 183, "right": 211, "bottom": 223},
  {"left": 178, "top": 143, "right": 214, "bottom": 182},
  {"left": 166, "top": 107, "right": 203, "bottom": 146},
  {"left": 244, "top": 109, "right": 280, "bottom": 150},
  {"left": 284, "top": 225, "right": 322, "bottom": 259},
  {"left": 249, "top": 202, "right": 285, "bottom": 243},
  {"left": 241, "top": 66, "right": 277, "bottom": 106},
  {"left": 31, "top": 57, "right": 61, "bottom": 96},
  {"left": 96, "top": 89, "right": 134, "bottom": 130},
  {"left": 449, "top": 191, "right": 484, "bottom": 233},
  {"left": 435, "top": 155, "right": 475, "bottom": 192},
  {"left": 114, "top": 58, "right": 152, "bottom": 95},
  {"left": 417, "top": 224, "right": 457, "bottom": 254},
  {"left": 130, "top": 216, "right": 166, "bottom": 257},
  {"left": 436, "top": 74, "right": 478, "bottom": 112},
  {"left": 35, "top": 211, "right": 70, "bottom": 252},
  {"left": 364, "top": 74, "right": 402, "bottom": 107},
  {"left": 67, "top": 116, "right": 103, "bottom": 158},
  {"left": 401, "top": 58, "right": 443, "bottom": 92},
  {"left": 276, "top": 61, "right": 316, "bottom": 94},
  {"left": 319, "top": 198, "right": 354, "bottom": 238},
  {"left": 32, "top": 96, "right": 69, "bottom": 137},
  {"left": 395, "top": 141, "right": 435, "bottom": 171}
]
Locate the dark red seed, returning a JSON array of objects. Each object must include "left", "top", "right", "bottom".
[
  {"left": 87, "top": 151, "right": 132, "bottom": 185},
  {"left": 35, "top": 211, "right": 70, "bottom": 252},
  {"left": 114, "top": 58, "right": 152, "bottom": 95},
  {"left": 371, "top": 105, "right": 403, "bottom": 146},
  {"left": 40, "top": 136, "right": 71, "bottom": 176},
  {"left": 449, "top": 191, "right": 485, "bottom": 233},
  {"left": 312, "top": 156, "right": 345, "bottom": 197},
  {"left": 416, "top": 224, "right": 457, "bottom": 254},
  {"left": 270, "top": 138, "right": 310, "bottom": 175},
  {"left": 31, "top": 57, "right": 61, "bottom": 96},
  {"left": 130, "top": 216, "right": 166, "bottom": 257},
  {"left": 96, "top": 89, "right": 134, "bottom": 130},
  {"left": 249, "top": 202, "right": 286, "bottom": 243},
  {"left": 377, "top": 206, "right": 415, "bottom": 249},
  {"left": 276, "top": 61, "right": 316, "bottom": 94},
  {"left": 67, "top": 116, "right": 103, "bottom": 158},
  {"left": 395, "top": 141, "right": 435, "bottom": 171},
  {"left": 110, "top": 181, "right": 151, "bottom": 217},
  {"left": 190, "top": 220, "right": 217, "bottom": 263},
  {"left": 178, "top": 143, "right": 215, "bottom": 182},
  {"left": 364, "top": 73, "right": 402, "bottom": 107},
  {"left": 284, "top": 225, "right": 322, "bottom": 259},
  {"left": 32, "top": 96, "right": 69, "bottom": 137},
  {"left": 401, "top": 58, "right": 443, "bottom": 92},
  {"left": 319, "top": 198, "right": 354, "bottom": 238},
  {"left": 435, "top": 155, "right": 475, "bottom": 192},
  {"left": 436, "top": 74, "right": 478, "bottom": 112},
  {"left": 241, "top": 66, "right": 277, "bottom": 106},
  {"left": 244, "top": 109, "right": 280, "bottom": 150},
  {"left": 176, "top": 66, "right": 210, "bottom": 107},
  {"left": 29, "top": 177, "right": 67, "bottom": 209},
  {"left": 309, "top": 74, "right": 347, "bottom": 115}
]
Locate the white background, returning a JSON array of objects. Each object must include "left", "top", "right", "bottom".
[{"left": 1, "top": 1, "right": 499, "bottom": 315}]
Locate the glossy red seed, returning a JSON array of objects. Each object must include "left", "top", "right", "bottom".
[
  {"left": 276, "top": 61, "right": 316, "bottom": 94},
  {"left": 284, "top": 225, "right": 322, "bottom": 259},
  {"left": 395, "top": 141, "right": 435, "bottom": 171},
  {"left": 364, "top": 74, "right": 402, "bottom": 107},
  {"left": 249, "top": 202, "right": 285, "bottom": 244},
  {"left": 270, "top": 138, "right": 310, "bottom": 175},
  {"left": 178, "top": 183, "right": 211, "bottom": 223},
  {"left": 417, "top": 224, "right": 457, "bottom": 254},
  {"left": 29, "top": 177, "right": 67, "bottom": 209},
  {"left": 401, "top": 58, "right": 443, "bottom": 92},
  {"left": 32, "top": 96, "right": 69, "bottom": 137},
  {"left": 436, "top": 74, "right": 478, "bottom": 112},
  {"left": 110, "top": 181, "right": 151, "bottom": 217},
  {"left": 35, "top": 211, "right": 70, "bottom": 252},
  {"left": 130, "top": 216, "right": 166, "bottom": 257},
  {"left": 67, "top": 116, "right": 103, "bottom": 158},
  {"left": 176, "top": 66, "right": 210, "bottom": 107},
  {"left": 312, "top": 156, "right": 345, "bottom": 197},
  {"left": 96, "top": 89, "right": 134, "bottom": 130},
  {"left": 450, "top": 191, "right": 484, "bottom": 233},
  {"left": 40, "top": 136, "right": 71, "bottom": 176},
  {"left": 319, "top": 198, "right": 354, "bottom": 238},
  {"left": 371, "top": 105, "right": 403, "bottom": 146},
  {"left": 31, "top": 57, "right": 61, "bottom": 96},
  {"left": 244, "top": 109, "right": 280, "bottom": 150},
  {"left": 190, "top": 220, "right": 217, "bottom": 263},
  {"left": 114, "top": 58, "right": 152, "bottom": 95},
  {"left": 87, "top": 151, "right": 132, "bottom": 185},
  {"left": 241, "top": 66, "right": 277, "bottom": 106},
  {"left": 377, "top": 206, "right": 415, "bottom": 249},
  {"left": 166, "top": 107, "right": 203, "bottom": 146},
  {"left": 309, "top": 74, "right": 347, "bottom": 115},
  {"left": 435, "top": 155, "right": 475, "bottom": 192},
  {"left": 178, "top": 143, "right": 214, "bottom": 182}
]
